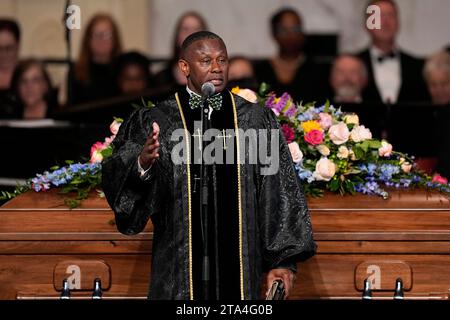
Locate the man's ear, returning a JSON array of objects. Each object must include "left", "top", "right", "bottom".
[{"left": 178, "top": 59, "right": 189, "bottom": 77}]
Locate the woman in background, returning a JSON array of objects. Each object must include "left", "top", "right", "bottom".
[
  {"left": 0, "top": 19, "right": 21, "bottom": 118},
  {"left": 153, "top": 11, "right": 207, "bottom": 97},
  {"left": 11, "top": 59, "right": 55, "bottom": 119},
  {"left": 254, "top": 8, "right": 325, "bottom": 102},
  {"left": 68, "top": 13, "right": 122, "bottom": 105}
]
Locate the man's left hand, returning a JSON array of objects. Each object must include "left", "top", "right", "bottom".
[{"left": 266, "top": 268, "right": 296, "bottom": 299}]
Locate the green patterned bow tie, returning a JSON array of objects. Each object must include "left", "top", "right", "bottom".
[{"left": 189, "top": 93, "right": 222, "bottom": 110}]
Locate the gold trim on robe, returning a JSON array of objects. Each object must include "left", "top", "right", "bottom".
[{"left": 175, "top": 91, "right": 244, "bottom": 300}]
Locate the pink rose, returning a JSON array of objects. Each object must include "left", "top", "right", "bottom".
[
  {"left": 110, "top": 120, "right": 122, "bottom": 135},
  {"left": 318, "top": 113, "right": 333, "bottom": 130},
  {"left": 103, "top": 135, "right": 115, "bottom": 147},
  {"left": 401, "top": 162, "right": 412, "bottom": 173},
  {"left": 90, "top": 142, "right": 106, "bottom": 163},
  {"left": 378, "top": 141, "right": 393, "bottom": 157},
  {"left": 432, "top": 174, "right": 448, "bottom": 184},
  {"left": 328, "top": 122, "right": 350, "bottom": 145},
  {"left": 281, "top": 124, "right": 295, "bottom": 143},
  {"left": 288, "top": 142, "right": 303, "bottom": 164},
  {"left": 304, "top": 129, "right": 324, "bottom": 145}
]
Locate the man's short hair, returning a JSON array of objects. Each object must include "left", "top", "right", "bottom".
[
  {"left": 0, "top": 18, "right": 21, "bottom": 42},
  {"left": 180, "top": 31, "right": 224, "bottom": 58},
  {"left": 270, "top": 7, "right": 303, "bottom": 38},
  {"left": 366, "top": 0, "right": 398, "bottom": 15},
  {"left": 332, "top": 54, "right": 368, "bottom": 79}
]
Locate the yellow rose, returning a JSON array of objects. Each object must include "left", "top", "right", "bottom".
[
  {"left": 344, "top": 114, "right": 359, "bottom": 126},
  {"left": 231, "top": 86, "right": 240, "bottom": 94},
  {"left": 301, "top": 120, "right": 322, "bottom": 133}
]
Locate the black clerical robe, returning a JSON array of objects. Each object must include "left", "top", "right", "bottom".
[{"left": 102, "top": 90, "right": 316, "bottom": 300}]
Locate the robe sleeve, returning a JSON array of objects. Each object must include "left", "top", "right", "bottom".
[
  {"left": 257, "top": 107, "right": 317, "bottom": 272},
  {"left": 102, "top": 108, "right": 165, "bottom": 235}
]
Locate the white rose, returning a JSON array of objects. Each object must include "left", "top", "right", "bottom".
[
  {"left": 401, "top": 162, "right": 412, "bottom": 173},
  {"left": 312, "top": 157, "right": 336, "bottom": 181},
  {"left": 344, "top": 114, "right": 359, "bottom": 125},
  {"left": 378, "top": 140, "right": 393, "bottom": 157},
  {"left": 236, "top": 88, "right": 258, "bottom": 103},
  {"left": 317, "top": 144, "right": 330, "bottom": 156},
  {"left": 350, "top": 125, "right": 372, "bottom": 143},
  {"left": 328, "top": 122, "right": 350, "bottom": 145},
  {"left": 337, "top": 146, "right": 349, "bottom": 159},
  {"left": 288, "top": 142, "right": 303, "bottom": 164}
]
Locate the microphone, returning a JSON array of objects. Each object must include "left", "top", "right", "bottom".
[{"left": 201, "top": 82, "right": 215, "bottom": 98}]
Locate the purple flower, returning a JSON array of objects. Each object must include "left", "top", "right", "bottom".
[{"left": 284, "top": 105, "right": 297, "bottom": 118}]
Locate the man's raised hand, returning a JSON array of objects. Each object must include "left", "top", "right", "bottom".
[{"left": 139, "top": 122, "right": 160, "bottom": 170}]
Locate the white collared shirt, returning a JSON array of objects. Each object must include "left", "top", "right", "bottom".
[
  {"left": 186, "top": 85, "right": 201, "bottom": 98},
  {"left": 370, "top": 46, "right": 401, "bottom": 104}
]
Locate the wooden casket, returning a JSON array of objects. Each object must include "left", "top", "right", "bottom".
[{"left": 0, "top": 189, "right": 450, "bottom": 300}]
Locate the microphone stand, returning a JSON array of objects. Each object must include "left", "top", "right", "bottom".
[{"left": 200, "top": 95, "right": 211, "bottom": 300}]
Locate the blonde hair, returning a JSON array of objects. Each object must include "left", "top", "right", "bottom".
[{"left": 423, "top": 51, "right": 450, "bottom": 81}]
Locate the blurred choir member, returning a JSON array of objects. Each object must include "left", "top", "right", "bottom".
[
  {"left": 68, "top": 13, "right": 122, "bottom": 105},
  {"left": 254, "top": 7, "right": 324, "bottom": 102},
  {"left": 358, "top": 0, "right": 429, "bottom": 104},
  {"left": 330, "top": 54, "right": 368, "bottom": 104},
  {"left": 11, "top": 59, "right": 55, "bottom": 119},
  {"left": 425, "top": 51, "right": 450, "bottom": 180},
  {"left": 154, "top": 11, "right": 208, "bottom": 97},
  {"left": 0, "top": 19, "right": 20, "bottom": 118},
  {"left": 227, "top": 56, "right": 258, "bottom": 91},
  {"left": 423, "top": 51, "right": 450, "bottom": 106},
  {"left": 114, "top": 51, "right": 152, "bottom": 95}
]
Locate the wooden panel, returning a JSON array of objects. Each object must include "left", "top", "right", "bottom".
[
  {"left": 54, "top": 260, "right": 111, "bottom": 291},
  {"left": 0, "top": 255, "right": 150, "bottom": 300},
  {"left": 0, "top": 189, "right": 109, "bottom": 210},
  {"left": 0, "top": 240, "right": 151, "bottom": 254},
  {"left": 1, "top": 189, "right": 450, "bottom": 300},
  {"left": 294, "top": 255, "right": 450, "bottom": 299},
  {"left": 308, "top": 189, "right": 450, "bottom": 209},
  {"left": 311, "top": 211, "right": 450, "bottom": 232},
  {"left": 354, "top": 260, "right": 412, "bottom": 290},
  {"left": 317, "top": 241, "right": 450, "bottom": 254},
  {"left": 314, "top": 232, "right": 450, "bottom": 241}
]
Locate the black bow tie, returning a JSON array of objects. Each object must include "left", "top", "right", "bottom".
[
  {"left": 189, "top": 93, "right": 223, "bottom": 110},
  {"left": 377, "top": 52, "right": 397, "bottom": 63}
]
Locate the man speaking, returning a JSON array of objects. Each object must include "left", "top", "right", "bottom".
[{"left": 102, "top": 31, "right": 316, "bottom": 300}]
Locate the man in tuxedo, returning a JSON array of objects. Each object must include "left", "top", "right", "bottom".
[{"left": 358, "top": 0, "right": 430, "bottom": 104}]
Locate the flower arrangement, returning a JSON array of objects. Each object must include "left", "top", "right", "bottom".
[
  {"left": 264, "top": 91, "right": 450, "bottom": 198},
  {"left": 2, "top": 86, "right": 450, "bottom": 207},
  {"left": 0, "top": 118, "right": 123, "bottom": 208}
]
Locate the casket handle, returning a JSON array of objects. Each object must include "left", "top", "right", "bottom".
[
  {"left": 393, "top": 278, "right": 404, "bottom": 300},
  {"left": 92, "top": 278, "right": 102, "bottom": 300},
  {"left": 362, "top": 278, "right": 372, "bottom": 300},
  {"left": 60, "top": 279, "right": 70, "bottom": 300}
]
